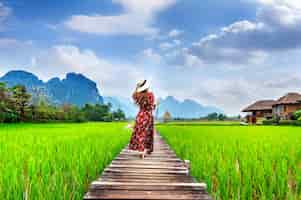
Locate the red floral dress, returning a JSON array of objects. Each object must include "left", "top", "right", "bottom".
[{"left": 129, "top": 91, "right": 155, "bottom": 153}]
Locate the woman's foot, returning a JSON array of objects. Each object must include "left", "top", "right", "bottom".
[
  {"left": 139, "top": 153, "right": 145, "bottom": 159},
  {"left": 139, "top": 150, "right": 147, "bottom": 159}
]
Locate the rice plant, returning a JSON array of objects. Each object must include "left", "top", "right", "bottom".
[
  {"left": 158, "top": 124, "right": 301, "bottom": 200},
  {"left": 0, "top": 123, "right": 130, "bottom": 199}
]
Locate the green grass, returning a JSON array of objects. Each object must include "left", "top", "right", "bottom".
[
  {"left": 0, "top": 123, "right": 131, "bottom": 199},
  {"left": 161, "top": 120, "right": 241, "bottom": 126},
  {"left": 158, "top": 125, "right": 301, "bottom": 200}
]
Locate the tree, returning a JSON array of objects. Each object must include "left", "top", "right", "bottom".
[
  {"left": 0, "top": 82, "right": 7, "bottom": 100},
  {"left": 163, "top": 111, "right": 172, "bottom": 123},
  {"left": 28, "top": 104, "right": 37, "bottom": 121},
  {"left": 0, "top": 83, "right": 9, "bottom": 122},
  {"left": 293, "top": 110, "right": 301, "bottom": 120},
  {"left": 82, "top": 103, "right": 112, "bottom": 121},
  {"left": 206, "top": 112, "right": 218, "bottom": 121},
  {"left": 113, "top": 108, "right": 126, "bottom": 121},
  {"left": 11, "top": 85, "right": 31, "bottom": 121},
  {"left": 0, "top": 83, "right": 125, "bottom": 123},
  {"left": 218, "top": 113, "right": 227, "bottom": 121},
  {"left": 35, "top": 100, "right": 59, "bottom": 121}
]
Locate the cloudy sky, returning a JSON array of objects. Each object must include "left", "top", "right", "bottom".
[{"left": 1, "top": 0, "right": 301, "bottom": 114}]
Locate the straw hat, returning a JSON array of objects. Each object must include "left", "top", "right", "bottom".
[{"left": 136, "top": 80, "right": 150, "bottom": 92}]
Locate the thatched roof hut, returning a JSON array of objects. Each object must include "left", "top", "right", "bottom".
[
  {"left": 274, "top": 93, "right": 301, "bottom": 105},
  {"left": 242, "top": 100, "right": 276, "bottom": 112}
]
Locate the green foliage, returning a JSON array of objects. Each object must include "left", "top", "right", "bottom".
[
  {"left": 262, "top": 119, "right": 275, "bottom": 125},
  {"left": 263, "top": 116, "right": 282, "bottom": 125},
  {"left": 202, "top": 112, "right": 228, "bottom": 121},
  {"left": 293, "top": 110, "right": 301, "bottom": 120},
  {"left": 82, "top": 104, "right": 113, "bottom": 122},
  {"left": 278, "top": 120, "right": 301, "bottom": 126},
  {"left": 206, "top": 112, "right": 218, "bottom": 120},
  {"left": 112, "top": 108, "right": 126, "bottom": 121},
  {"left": 0, "top": 123, "right": 131, "bottom": 199},
  {"left": 218, "top": 113, "right": 227, "bottom": 121},
  {"left": 158, "top": 124, "right": 301, "bottom": 199},
  {"left": 0, "top": 82, "right": 126, "bottom": 123},
  {"left": 11, "top": 85, "right": 31, "bottom": 121},
  {"left": 0, "top": 82, "right": 13, "bottom": 122}
]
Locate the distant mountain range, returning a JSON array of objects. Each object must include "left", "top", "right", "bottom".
[
  {"left": 157, "top": 96, "right": 223, "bottom": 119},
  {"left": 104, "top": 96, "right": 222, "bottom": 119},
  {"left": 0, "top": 70, "right": 103, "bottom": 106},
  {"left": 0, "top": 70, "right": 223, "bottom": 118},
  {"left": 103, "top": 96, "right": 138, "bottom": 118}
]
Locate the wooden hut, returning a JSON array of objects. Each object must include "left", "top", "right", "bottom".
[
  {"left": 242, "top": 100, "right": 276, "bottom": 124},
  {"left": 272, "top": 93, "right": 301, "bottom": 119}
]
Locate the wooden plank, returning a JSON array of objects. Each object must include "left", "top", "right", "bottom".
[
  {"left": 101, "top": 173, "right": 192, "bottom": 179},
  {"left": 91, "top": 182, "right": 207, "bottom": 188},
  {"left": 85, "top": 191, "right": 211, "bottom": 200},
  {"left": 104, "top": 168, "right": 189, "bottom": 174},
  {"left": 111, "top": 161, "right": 186, "bottom": 167},
  {"left": 109, "top": 164, "right": 188, "bottom": 170},
  {"left": 114, "top": 157, "right": 183, "bottom": 162},
  {"left": 84, "top": 131, "right": 211, "bottom": 200},
  {"left": 88, "top": 186, "right": 205, "bottom": 192},
  {"left": 101, "top": 172, "right": 192, "bottom": 178},
  {"left": 112, "top": 161, "right": 184, "bottom": 165},
  {"left": 118, "top": 153, "right": 178, "bottom": 158},
  {"left": 99, "top": 178, "right": 195, "bottom": 183}
]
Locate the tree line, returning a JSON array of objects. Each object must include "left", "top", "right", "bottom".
[
  {"left": 0, "top": 82, "right": 125, "bottom": 123},
  {"left": 162, "top": 111, "right": 240, "bottom": 122},
  {"left": 201, "top": 112, "right": 228, "bottom": 121}
]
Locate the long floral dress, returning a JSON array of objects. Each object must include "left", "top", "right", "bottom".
[{"left": 129, "top": 91, "right": 155, "bottom": 153}]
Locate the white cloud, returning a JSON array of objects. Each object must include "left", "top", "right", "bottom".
[
  {"left": 221, "top": 20, "right": 264, "bottom": 33},
  {"left": 256, "top": 0, "right": 301, "bottom": 27},
  {"left": 164, "top": 48, "right": 203, "bottom": 67},
  {"left": 0, "top": 2, "right": 10, "bottom": 19},
  {"left": 159, "top": 40, "right": 181, "bottom": 51},
  {"left": 0, "top": 2, "right": 11, "bottom": 30},
  {"left": 168, "top": 29, "right": 183, "bottom": 37},
  {"left": 263, "top": 76, "right": 301, "bottom": 89},
  {"left": 141, "top": 48, "right": 162, "bottom": 64},
  {"left": 46, "top": 24, "right": 58, "bottom": 31},
  {"left": 256, "top": 0, "right": 301, "bottom": 10},
  {"left": 31, "top": 45, "right": 144, "bottom": 96},
  {"left": 173, "top": 39, "right": 181, "bottom": 45},
  {"left": 65, "top": 0, "right": 177, "bottom": 36},
  {"left": 0, "top": 38, "right": 20, "bottom": 48},
  {"left": 192, "top": 73, "right": 301, "bottom": 115},
  {"left": 0, "top": 38, "right": 33, "bottom": 49},
  {"left": 159, "top": 42, "right": 173, "bottom": 51},
  {"left": 183, "top": 0, "right": 301, "bottom": 65}
]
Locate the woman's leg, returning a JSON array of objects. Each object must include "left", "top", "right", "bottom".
[
  {"left": 137, "top": 131, "right": 146, "bottom": 159},
  {"left": 146, "top": 116, "right": 154, "bottom": 154}
]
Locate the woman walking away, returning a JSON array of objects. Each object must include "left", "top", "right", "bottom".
[{"left": 129, "top": 80, "right": 156, "bottom": 159}]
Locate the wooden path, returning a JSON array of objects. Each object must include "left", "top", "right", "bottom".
[{"left": 84, "top": 132, "right": 211, "bottom": 200}]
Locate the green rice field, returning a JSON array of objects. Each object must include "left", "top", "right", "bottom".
[
  {"left": 1, "top": 122, "right": 301, "bottom": 199},
  {"left": 158, "top": 124, "right": 301, "bottom": 200},
  {"left": 0, "top": 123, "right": 131, "bottom": 199}
]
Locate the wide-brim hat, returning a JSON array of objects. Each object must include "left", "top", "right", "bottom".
[{"left": 136, "top": 80, "right": 150, "bottom": 92}]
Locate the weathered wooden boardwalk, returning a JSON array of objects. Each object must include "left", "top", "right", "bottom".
[{"left": 84, "top": 132, "right": 211, "bottom": 200}]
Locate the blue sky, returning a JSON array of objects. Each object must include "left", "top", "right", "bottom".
[{"left": 1, "top": 0, "right": 301, "bottom": 114}]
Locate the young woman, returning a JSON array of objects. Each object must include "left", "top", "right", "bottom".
[{"left": 129, "top": 80, "right": 156, "bottom": 159}]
